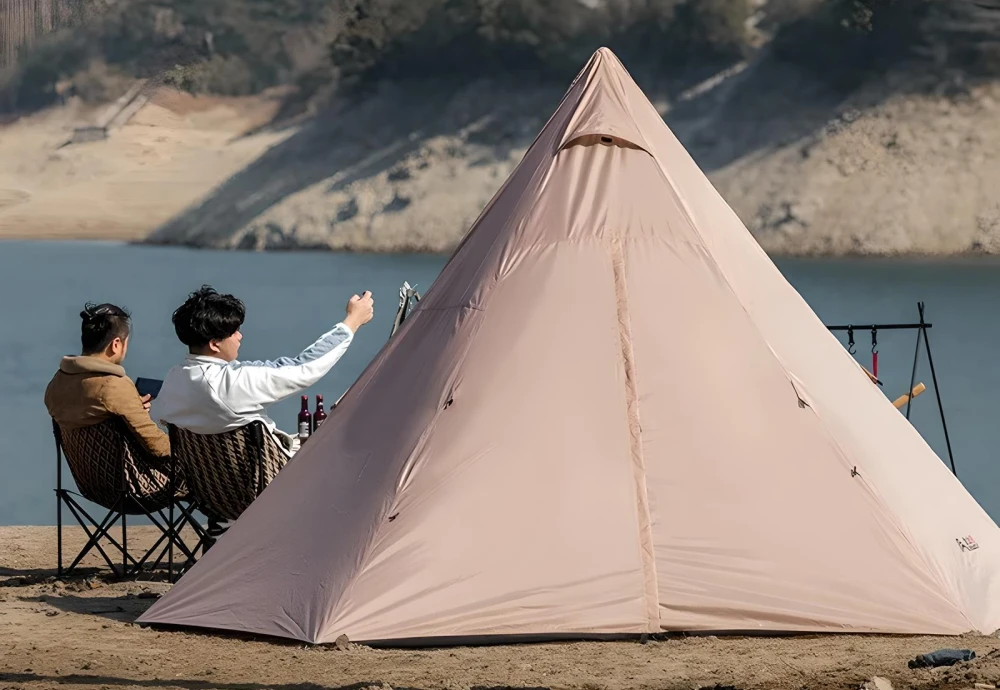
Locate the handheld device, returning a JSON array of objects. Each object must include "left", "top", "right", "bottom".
[{"left": 135, "top": 377, "right": 163, "bottom": 400}]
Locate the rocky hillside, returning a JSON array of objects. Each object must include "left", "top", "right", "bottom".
[
  {"left": 2, "top": 0, "right": 999, "bottom": 255},
  {"left": 146, "top": 51, "right": 1000, "bottom": 256},
  {"left": 716, "top": 77, "right": 1000, "bottom": 255}
]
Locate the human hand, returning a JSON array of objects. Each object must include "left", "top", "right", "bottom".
[
  {"left": 140, "top": 393, "right": 152, "bottom": 411},
  {"left": 344, "top": 291, "right": 374, "bottom": 332}
]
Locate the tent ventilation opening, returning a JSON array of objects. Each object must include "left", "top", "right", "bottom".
[{"left": 560, "top": 133, "right": 649, "bottom": 154}]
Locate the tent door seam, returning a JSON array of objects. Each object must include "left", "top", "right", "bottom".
[{"left": 610, "top": 236, "right": 661, "bottom": 632}]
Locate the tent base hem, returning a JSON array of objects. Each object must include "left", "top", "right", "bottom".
[{"left": 137, "top": 622, "right": 977, "bottom": 649}]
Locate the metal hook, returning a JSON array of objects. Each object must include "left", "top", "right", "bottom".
[
  {"left": 871, "top": 326, "right": 878, "bottom": 354},
  {"left": 847, "top": 325, "right": 856, "bottom": 355}
]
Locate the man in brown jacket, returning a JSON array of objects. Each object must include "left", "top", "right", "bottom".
[{"left": 44, "top": 303, "right": 170, "bottom": 458}]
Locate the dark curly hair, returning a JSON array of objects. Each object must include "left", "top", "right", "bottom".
[
  {"left": 171, "top": 285, "right": 245, "bottom": 350},
  {"left": 80, "top": 303, "right": 131, "bottom": 355}
]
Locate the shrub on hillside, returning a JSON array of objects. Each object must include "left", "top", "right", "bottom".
[
  {"left": 674, "top": 0, "right": 751, "bottom": 57},
  {"left": 1, "top": 0, "right": 344, "bottom": 111},
  {"left": 163, "top": 55, "right": 258, "bottom": 95},
  {"left": 329, "top": 0, "right": 753, "bottom": 88},
  {"left": 329, "top": 0, "right": 598, "bottom": 83}
]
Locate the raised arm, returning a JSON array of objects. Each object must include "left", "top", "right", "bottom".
[{"left": 218, "top": 292, "right": 374, "bottom": 411}]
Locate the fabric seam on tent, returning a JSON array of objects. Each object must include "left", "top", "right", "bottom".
[
  {"left": 609, "top": 57, "right": 651, "bottom": 156},
  {"left": 610, "top": 236, "right": 660, "bottom": 632}
]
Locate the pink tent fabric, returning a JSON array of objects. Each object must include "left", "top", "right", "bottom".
[{"left": 139, "top": 48, "right": 1000, "bottom": 644}]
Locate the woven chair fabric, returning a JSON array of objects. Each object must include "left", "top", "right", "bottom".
[
  {"left": 58, "top": 418, "right": 185, "bottom": 513},
  {"left": 168, "top": 423, "right": 287, "bottom": 522}
]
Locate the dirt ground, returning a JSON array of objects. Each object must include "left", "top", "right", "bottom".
[{"left": 2, "top": 527, "right": 1000, "bottom": 690}]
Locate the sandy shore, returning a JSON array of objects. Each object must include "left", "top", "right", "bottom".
[
  {"left": 2, "top": 526, "right": 999, "bottom": 690},
  {"left": 0, "top": 89, "right": 289, "bottom": 242}
]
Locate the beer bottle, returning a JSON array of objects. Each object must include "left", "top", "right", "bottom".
[
  {"left": 298, "top": 395, "right": 312, "bottom": 441},
  {"left": 314, "top": 395, "right": 328, "bottom": 432}
]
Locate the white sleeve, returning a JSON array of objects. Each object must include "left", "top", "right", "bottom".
[{"left": 217, "top": 323, "right": 355, "bottom": 412}]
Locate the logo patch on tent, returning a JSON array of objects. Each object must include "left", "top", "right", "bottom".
[{"left": 957, "top": 535, "right": 979, "bottom": 552}]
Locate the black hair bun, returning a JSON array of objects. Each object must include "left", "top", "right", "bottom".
[{"left": 80, "top": 303, "right": 98, "bottom": 321}]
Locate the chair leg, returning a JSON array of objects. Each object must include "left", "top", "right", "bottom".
[
  {"left": 173, "top": 502, "right": 209, "bottom": 580},
  {"left": 124, "top": 495, "right": 205, "bottom": 581},
  {"left": 56, "top": 431, "right": 64, "bottom": 577},
  {"left": 168, "top": 452, "right": 176, "bottom": 582},
  {"left": 121, "top": 498, "right": 128, "bottom": 577},
  {"left": 132, "top": 506, "right": 183, "bottom": 576},
  {"left": 57, "top": 491, "right": 63, "bottom": 577},
  {"left": 143, "top": 505, "right": 202, "bottom": 578},
  {"left": 56, "top": 489, "right": 66, "bottom": 577},
  {"left": 138, "top": 528, "right": 173, "bottom": 578},
  {"left": 172, "top": 503, "right": 204, "bottom": 561},
  {"left": 61, "top": 496, "right": 110, "bottom": 572},
  {"left": 62, "top": 494, "right": 141, "bottom": 579},
  {"left": 62, "top": 496, "right": 126, "bottom": 578}
]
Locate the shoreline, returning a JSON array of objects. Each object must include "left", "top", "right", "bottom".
[{"left": 6, "top": 235, "right": 1000, "bottom": 263}]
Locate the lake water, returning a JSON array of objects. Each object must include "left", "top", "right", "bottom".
[{"left": 2, "top": 240, "right": 999, "bottom": 526}]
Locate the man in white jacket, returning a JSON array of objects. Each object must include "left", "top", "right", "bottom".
[
  {"left": 156, "top": 285, "right": 374, "bottom": 542},
  {"left": 157, "top": 285, "right": 374, "bottom": 451}
]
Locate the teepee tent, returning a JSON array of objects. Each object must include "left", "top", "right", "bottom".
[{"left": 139, "top": 48, "right": 1000, "bottom": 644}]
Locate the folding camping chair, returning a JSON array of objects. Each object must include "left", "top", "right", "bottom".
[
  {"left": 165, "top": 421, "right": 289, "bottom": 548},
  {"left": 53, "top": 417, "right": 204, "bottom": 579}
]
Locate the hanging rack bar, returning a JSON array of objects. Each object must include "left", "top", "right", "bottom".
[{"left": 827, "top": 323, "right": 932, "bottom": 331}]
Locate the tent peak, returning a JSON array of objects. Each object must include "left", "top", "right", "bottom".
[
  {"left": 557, "top": 47, "right": 651, "bottom": 155},
  {"left": 591, "top": 46, "right": 620, "bottom": 61}
]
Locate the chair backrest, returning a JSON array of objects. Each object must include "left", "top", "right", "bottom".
[
  {"left": 166, "top": 421, "right": 288, "bottom": 522},
  {"left": 53, "top": 417, "right": 173, "bottom": 510}
]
